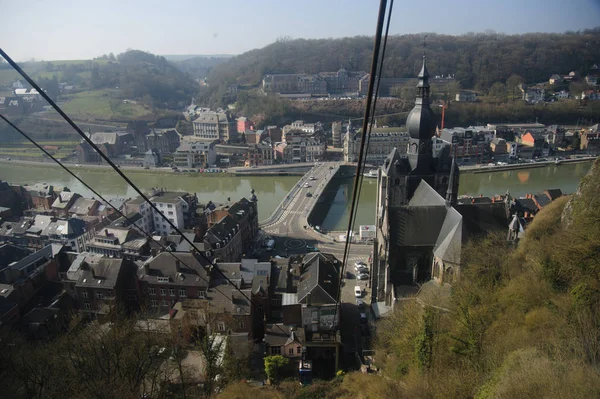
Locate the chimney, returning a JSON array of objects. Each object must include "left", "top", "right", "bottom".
[
  {"left": 105, "top": 229, "right": 109, "bottom": 236},
  {"left": 175, "top": 260, "right": 180, "bottom": 272}
]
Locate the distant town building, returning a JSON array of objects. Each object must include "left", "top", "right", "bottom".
[
  {"left": 343, "top": 124, "right": 410, "bottom": 164},
  {"left": 236, "top": 117, "right": 254, "bottom": 134},
  {"left": 331, "top": 121, "right": 343, "bottom": 148},
  {"left": 143, "top": 149, "right": 161, "bottom": 168},
  {"left": 521, "top": 86, "right": 545, "bottom": 104},
  {"left": 174, "top": 139, "right": 218, "bottom": 168},
  {"left": 455, "top": 91, "right": 477, "bottom": 102},
  {"left": 193, "top": 111, "right": 235, "bottom": 142},
  {"left": 262, "top": 69, "right": 366, "bottom": 96},
  {"left": 438, "top": 128, "right": 487, "bottom": 163},
  {"left": 145, "top": 129, "right": 180, "bottom": 155}
]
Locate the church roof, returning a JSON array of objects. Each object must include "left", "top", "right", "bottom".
[
  {"left": 433, "top": 207, "right": 462, "bottom": 264},
  {"left": 390, "top": 181, "right": 448, "bottom": 247},
  {"left": 456, "top": 202, "right": 510, "bottom": 238},
  {"left": 409, "top": 179, "right": 446, "bottom": 207}
]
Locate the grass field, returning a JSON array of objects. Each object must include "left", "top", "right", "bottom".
[
  {"left": 0, "top": 59, "right": 109, "bottom": 86},
  {"left": 61, "top": 89, "right": 153, "bottom": 121}
]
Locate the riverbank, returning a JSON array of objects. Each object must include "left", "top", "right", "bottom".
[{"left": 459, "top": 156, "right": 598, "bottom": 174}]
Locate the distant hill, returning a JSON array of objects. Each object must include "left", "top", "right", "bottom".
[
  {"left": 201, "top": 29, "right": 600, "bottom": 104},
  {"left": 162, "top": 54, "right": 235, "bottom": 62},
  {"left": 173, "top": 55, "right": 234, "bottom": 80}
]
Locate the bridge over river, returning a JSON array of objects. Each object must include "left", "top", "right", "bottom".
[{"left": 259, "top": 161, "right": 372, "bottom": 265}]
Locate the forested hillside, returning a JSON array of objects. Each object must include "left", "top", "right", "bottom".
[{"left": 201, "top": 28, "right": 600, "bottom": 104}]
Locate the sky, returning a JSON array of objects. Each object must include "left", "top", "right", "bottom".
[{"left": 2, "top": 0, "right": 600, "bottom": 61}]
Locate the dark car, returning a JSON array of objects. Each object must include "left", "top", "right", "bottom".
[
  {"left": 356, "top": 299, "right": 365, "bottom": 309},
  {"left": 306, "top": 192, "right": 312, "bottom": 197}
]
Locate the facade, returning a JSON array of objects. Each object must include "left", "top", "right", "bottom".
[
  {"left": 124, "top": 189, "right": 198, "bottom": 236},
  {"left": 262, "top": 70, "right": 366, "bottom": 95},
  {"left": 137, "top": 252, "right": 210, "bottom": 311},
  {"left": 490, "top": 138, "right": 508, "bottom": 154},
  {"left": 145, "top": 129, "right": 180, "bottom": 155},
  {"left": 204, "top": 195, "right": 258, "bottom": 261},
  {"left": 62, "top": 254, "right": 136, "bottom": 316},
  {"left": 332, "top": 121, "right": 343, "bottom": 148},
  {"left": 174, "top": 140, "right": 218, "bottom": 168},
  {"left": 86, "top": 226, "right": 148, "bottom": 259},
  {"left": 193, "top": 111, "right": 235, "bottom": 142},
  {"left": 23, "top": 183, "right": 56, "bottom": 210},
  {"left": 344, "top": 125, "right": 410, "bottom": 164},
  {"left": 284, "top": 131, "right": 326, "bottom": 163},
  {"left": 580, "top": 129, "right": 600, "bottom": 151},
  {"left": 246, "top": 143, "right": 274, "bottom": 166},
  {"left": 0, "top": 244, "right": 64, "bottom": 324},
  {"left": 438, "top": 128, "right": 487, "bottom": 163}
]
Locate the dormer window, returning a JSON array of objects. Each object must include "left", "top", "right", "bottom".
[{"left": 157, "top": 276, "right": 170, "bottom": 283}]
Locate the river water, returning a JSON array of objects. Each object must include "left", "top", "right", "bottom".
[{"left": 0, "top": 161, "right": 592, "bottom": 231}]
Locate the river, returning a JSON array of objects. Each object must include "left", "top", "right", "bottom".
[{"left": 0, "top": 161, "right": 593, "bottom": 231}]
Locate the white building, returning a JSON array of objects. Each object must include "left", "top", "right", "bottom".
[{"left": 124, "top": 190, "right": 197, "bottom": 236}]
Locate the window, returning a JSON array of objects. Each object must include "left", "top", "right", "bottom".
[
  {"left": 179, "top": 289, "right": 187, "bottom": 297},
  {"left": 168, "top": 211, "right": 173, "bottom": 215},
  {"left": 157, "top": 277, "right": 169, "bottom": 283},
  {"left": 149, "top": 288, "right": 156, "bottom": 295},
  {"left": 198, "top": 290, "right": 206, "bottom": 298},
  {"left": 83, "top": 303, "right": 91, "bottom": 310},
  {"left": 288, "top": 348, "right": 294, "bottom": 355},
  {"left": 271, "top": 298, "right": 281, "bottom": 306},
  {"left": 96, "top": 292, "right": 105, "bottom": 299},
  {"left": 161, "top": 300, "right": 169, "bottom": 306},
  {"left": 297, "top": 347, "right": 302, "bottom": 354},
  {"left": 218, "top": 322, "right": 226, "bottom": 332},
  {"left": 160, "top": 288, "right": 166, "bottom": 296},
  {"left": 238, "top": 321, "right": 245, "bottom": 329},
  {"left": 169, "top": 289, "right": 175, "bottom": 297},
  {"left": 151, "top": 299, "right": 158, "bottom": 307},
  {"left": 271, "top": 346, "right": 281, "bottom": 355},
  {"left": 81, "top": 291, "right": 88, "bottom": 299},
  {"left": 168, "top": 204, "right": 173, "bottom": 208}
]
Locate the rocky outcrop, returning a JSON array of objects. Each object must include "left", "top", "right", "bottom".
[{"left": 562, "top": 157, "right": 600, "bottom": 228}]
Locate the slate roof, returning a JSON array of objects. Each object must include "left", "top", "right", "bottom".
[
  {"left": 433, "top": 207, "right": 462, "bottom": 264},
  {"left": 264, "top": 324, "right": 305, "bottom": 347},
  {"left": 76, "top": 258, "right": 124, "bottom": 289},
  {"left": 545, "top": 189, "right": 563, "bottom": 201},
  {"left": 69, "top": 198, "right": 99, "bottom": 216},
  {"left": 51, "top": 192, "right": 80, "bottom": 209},
  {"left": 456, "top": 202, "right": 510, "bottom": 238},
  {"left": 515, "top": 198, "right": 538, "bottom": 213},
  {"left": 205, "top": 214, "right": 238, "bottom": 245},
  {"left": 297, "top": 253, "right": 339, "bottom": 305},
  {"left": 533, "top": 193, "right": 551, "bottom": 208},
  {"left": 408, "top": 180, "right": 447, "bottom": 207},
  {"left": 141, "top": 252, "right": 210, "bottom": 287},
  {"left": 389, "top": 206, "right": 447, "bottom": 247}
]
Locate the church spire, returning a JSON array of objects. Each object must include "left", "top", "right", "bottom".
[{"left": 446, "top": 156, "right": 457, "bottom": 206}]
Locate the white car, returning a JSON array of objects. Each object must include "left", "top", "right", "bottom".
[
  {"left": 354, "top": 286, "right": 362, "bottom": 298},
  {"left": 354, "top": 261, "right": 367, "bottom": 268},
  {"left": 355, "top": 264, "right": 368, "bottom": 273}
]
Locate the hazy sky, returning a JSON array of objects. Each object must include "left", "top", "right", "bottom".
[{"left": 2, "top": 0, "right": 599, "bottom": 61}]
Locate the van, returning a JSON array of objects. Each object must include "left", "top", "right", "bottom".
[{"left": 354, "top": 286, "right": 362, "bottom": 298}]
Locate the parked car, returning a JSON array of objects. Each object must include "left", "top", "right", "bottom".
[
  {"left": 357, "top": 272, "right": 369, "bottom": 280},
  {"left": 354, "top": 286, "right": 362, "bottom": 298},
  {"left": 356, "top": 299, "right": 365, "bottom": 309},
  {"left": 355, "top": 264, "right": 368, "bottom": 273},
  {"left": 306, "top": 192, "right": 312, "bottom": 197},
  {"left": 306, "top": 245, "right": 319, "bottom": 253}
]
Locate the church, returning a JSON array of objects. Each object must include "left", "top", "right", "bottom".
[{"left": 372, "top": 55, "right": 510, "bottom": 307}]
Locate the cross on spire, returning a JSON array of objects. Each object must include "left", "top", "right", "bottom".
[{"left": 423, "top": 34, "right": 428, "bottom": 58}]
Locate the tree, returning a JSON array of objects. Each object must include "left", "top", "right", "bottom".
[
  {"left": 489, "top": 82, "right": 507, "bottom": 99},
  {"left": 506, "top": 74, "right": 524, "bottom": 100},
  {"left": 264, "top": 355, "right": 289, "bottom": 384}
]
